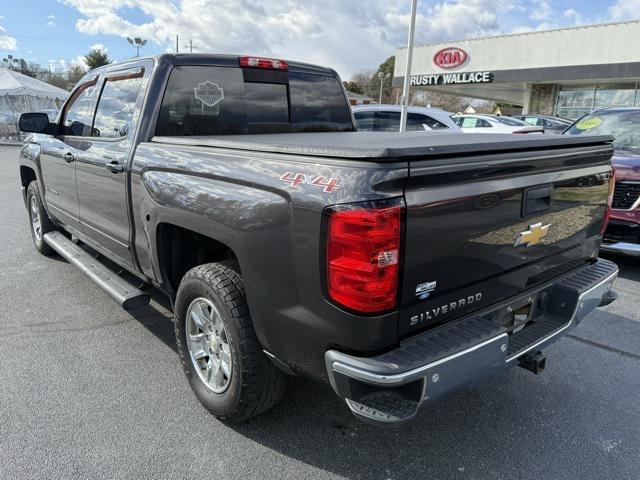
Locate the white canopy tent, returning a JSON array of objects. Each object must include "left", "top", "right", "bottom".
[{"left": 0, "top": 67, "right": 69, "bottom": 130}]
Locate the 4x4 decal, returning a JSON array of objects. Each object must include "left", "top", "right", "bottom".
[{"left": 280, "top": 172, "right": 340, "bottom": 193}]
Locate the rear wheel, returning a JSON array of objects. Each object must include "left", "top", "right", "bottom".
[
  {"left": 174, "top": 262, "right": 288, "bottom": 422},
  {"left": 26, "top": 181, "right": 55, "bottom": 255}
]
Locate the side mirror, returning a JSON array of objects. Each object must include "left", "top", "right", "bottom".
[{"left": 17, "top": 112, "right": 55, "bottom": 134}]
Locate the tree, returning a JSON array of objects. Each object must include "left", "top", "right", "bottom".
[
  {"left": 350, "top": 69, "right": 377, "bottom": 98},
  {"left": 84, "top": 48, "right": 111, "bottom": 70},
  {"left": 66, "top": 64, "right": 87, "bottom": 85},
  {"left": 343, "top": 81, "right": 363, "bottom": 95},
  {"left": 369, "top": 56, "right": 395, "bottom": 103},
  {"left": 47, "top": 72, "right": 72, "bottom": 91}
]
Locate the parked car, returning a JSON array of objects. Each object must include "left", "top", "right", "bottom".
[
  {"left": 564, "top": 107, "right": 640, "bottom": 257},
  {"left": 453, "top": 114, "right": 544, "bottom": 134},
  {"left": 513, "top": 114, "right": 572, "bottom": 134},
  {"left": 352, "top": 104, "right": 461, "bottom": 132},
  {"left": 17, "top": 54, "right": 618, "bottom": 426}
]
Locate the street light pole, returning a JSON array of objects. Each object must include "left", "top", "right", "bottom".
[
  {"left": 378, "top": 72, "right": 390, "bottom": 104},
  {"left": 399, "top": 0, "right": 418, "bottom": 132},
  {"left": 127, "top": 37, "right": 147, "bottom": 57}
]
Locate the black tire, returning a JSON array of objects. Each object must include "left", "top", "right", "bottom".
[
  {"left": 175, "top": 262, "right": 288, "bottom": 422},
  {"left": 26, "top": 181, "right": 56, "bottom": 255}
]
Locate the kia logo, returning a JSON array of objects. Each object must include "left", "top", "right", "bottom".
[{"left": 433, "top": 47, "right": 468, "bottom": 69}]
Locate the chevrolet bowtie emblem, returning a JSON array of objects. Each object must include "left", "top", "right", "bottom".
[{"left": 514, "top": 222, "right": 551, "bottom": 248}]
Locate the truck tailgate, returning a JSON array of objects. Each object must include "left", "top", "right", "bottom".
[{"left": 400, "top": 139, "right": 614, "bottom": 334}]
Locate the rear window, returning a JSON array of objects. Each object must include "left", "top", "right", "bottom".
[{"left": 155, "top": 66, "right": 353, "bottom": 136}]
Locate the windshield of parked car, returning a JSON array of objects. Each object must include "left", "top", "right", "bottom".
[
  {"left": 565, "top": 111, "right": 640, "bottom": 150},
  {"left": 354, "top": 110, "right": 449, "bottom": 131},
  {"left": 494, "top": 116, "right": 527, "bottom": 126}
]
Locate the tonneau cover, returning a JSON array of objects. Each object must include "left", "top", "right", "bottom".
[{"left": 151, "top": 132, "right": 613, "bottom": 160}]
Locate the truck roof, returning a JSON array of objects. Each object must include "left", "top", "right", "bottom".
[
  {"left": 84, "top": 53, "right": 337, "bottom": 77},
  {"left": 151, "top": 132, "right": 613, "bottom": 160}
]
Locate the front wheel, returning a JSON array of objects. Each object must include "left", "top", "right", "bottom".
[
  {"left": 26, "top": 181, "right": 56, "bottom": 255},
  {"left": 174, "top": 262, "right": 288, "bottom": 422}
]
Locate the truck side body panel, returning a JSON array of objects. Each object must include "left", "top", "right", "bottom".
[{"left": 129, "top": 142, "right": 407, "bottom": 378}]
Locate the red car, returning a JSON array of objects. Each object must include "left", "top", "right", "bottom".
[{"left": 565, "top": 108, "right": 640, "bottom": 257}]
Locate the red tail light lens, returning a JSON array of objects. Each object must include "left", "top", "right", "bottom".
[
  {"left": 601, "top": 167, "right": 616, "bottom": 236},
  {"left": 326, "top": 200, "right": 402, "bottom": 313},
  {"left": 239, "top": 56, "right": 289, "bottom": 70}
]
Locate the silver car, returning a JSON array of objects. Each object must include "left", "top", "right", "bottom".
[{"left": 352, "top": 104, "right": 462, "bottom": 132}]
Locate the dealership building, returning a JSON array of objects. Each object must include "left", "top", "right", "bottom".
[{"left": 393, "top": 20, "right": 640, "bottom": 119}]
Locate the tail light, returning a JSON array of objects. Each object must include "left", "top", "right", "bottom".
[
  {"left": 239, "top": 56, "right": 289, "bottom": 70},
  {"left": 325, "top": 199, "right": 403, "bottom": 313},
  {"left": 600, "top": 167, "right": 616, "bottom": 235}
]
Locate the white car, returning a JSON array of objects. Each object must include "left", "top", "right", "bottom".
[
  {"left": 353, "top": 105, "right": 462, "bottom": 132},
  {"left": 452, "top": 114, "right": 544, "bottom": 134}
]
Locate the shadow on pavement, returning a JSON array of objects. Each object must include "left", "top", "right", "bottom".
[
  {"left": 227, "top": 359, "right": 637, "bottom": 479},
  {"left": 128, "top": 288, "right": 177, "bottom": 353},
  {"left": 602, "top": 252, "right": 640, "bottom": 281}
]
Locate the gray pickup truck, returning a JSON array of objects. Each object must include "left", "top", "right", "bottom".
[{"left": 17, "top": 54, "right": 618, "bottom": 426}]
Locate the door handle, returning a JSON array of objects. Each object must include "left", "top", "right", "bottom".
[
  {"left": 105, "top": 160, "right": 124, "bottom": 174},
  {"left": 62, "top": 152, "right": 75, "bottom": 163}
]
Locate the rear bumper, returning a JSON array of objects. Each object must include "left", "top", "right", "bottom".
[
  {"left": 602, "top": 217, "right": 640, "bottom": 256},
  {"left": 325, "top": 258, "right": 618, "bottom": 425},
  {"left": 600, "top": 242, "right": 640, "bottom": 257}
]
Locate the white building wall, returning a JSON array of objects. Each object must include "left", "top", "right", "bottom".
[{"left": 395, "top": 21, "right": 640, "bottom": 77}]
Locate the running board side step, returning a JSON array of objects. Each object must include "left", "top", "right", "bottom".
[{"left": 43, "top": 231, "right": 149, "bottom": 310}]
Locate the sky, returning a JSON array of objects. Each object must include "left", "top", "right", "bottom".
[{"left": 0, "top": 0, "right": 639, "bottom": 80}]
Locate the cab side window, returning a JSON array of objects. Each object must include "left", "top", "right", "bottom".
[
  {"left": 92, "top": 74, "right": 143, "bottom": 138},
  {"left": 62, "top": 82, "right": 98, "bottom": 136}
]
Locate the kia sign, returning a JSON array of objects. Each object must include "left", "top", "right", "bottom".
[{"left": 433, "top": 47, "right": 468, "bottom": 69}]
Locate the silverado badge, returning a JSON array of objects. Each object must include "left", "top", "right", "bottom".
[{"left": 514, "top": 222, "right": 551, "bottom": 248}]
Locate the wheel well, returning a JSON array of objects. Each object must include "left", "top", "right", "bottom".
[
  {"left": 157, "top": 223, "right": 239, "bottom": 294},
  {"left": 20, "top": 166, "right": 36, "bottom": 188}
]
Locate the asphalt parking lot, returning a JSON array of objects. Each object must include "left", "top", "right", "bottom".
[{"left": 1, "top": 144, "right": 639, "bottom": 479}]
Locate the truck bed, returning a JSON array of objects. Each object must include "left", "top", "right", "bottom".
[{"left": 151, "top": 132, "right": 613, "bottom": 160}]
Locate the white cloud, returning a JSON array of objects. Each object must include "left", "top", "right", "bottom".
[
  {"left": 0, "top": 23, "right": 17, "bottom": 50},
  {"left": 90, "top": 42, "right": 107, "bottom": 53},
  {"left": 45, "top": 13, "right": 56, "bottom": 27},
  {"left": 530, "top": 0, "right": 553, "bottom": 21},
  {"left": 48, "top": 54, "right": 88, "bottom": 69},
  {"left": 608, "top": 0, "right": 640, "bottom": 20},
  {"left": 60, "top": 0, "right": 528, "bottom": 79},
  {"left": 562, "top": 8, "right": 584, "bottom": 24}
]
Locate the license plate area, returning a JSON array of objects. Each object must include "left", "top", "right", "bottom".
[{"left": 493, "top": 293, "right": 545, "bottom": 335}]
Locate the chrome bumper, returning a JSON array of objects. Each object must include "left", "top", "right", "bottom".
[
  {"left": 600, "top": 242, "right": 640, "bottom": 257},
  {"left": 325, "top": 258, "right": 618, "bottom": 426}
]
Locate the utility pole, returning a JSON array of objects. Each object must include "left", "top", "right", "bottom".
[
  {"left": 399, "top": 0, "right": 418, "bottom": 132},
  {"left": 176, "top": 35, "right": 179, "bottom": 53},
  {"left": 184, "top": 39, "right": 197, "bottom": 53}
]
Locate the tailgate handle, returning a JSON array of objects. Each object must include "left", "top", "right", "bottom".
[{"left": 522, "top": 184, "right": 553, "bottom": 217}]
